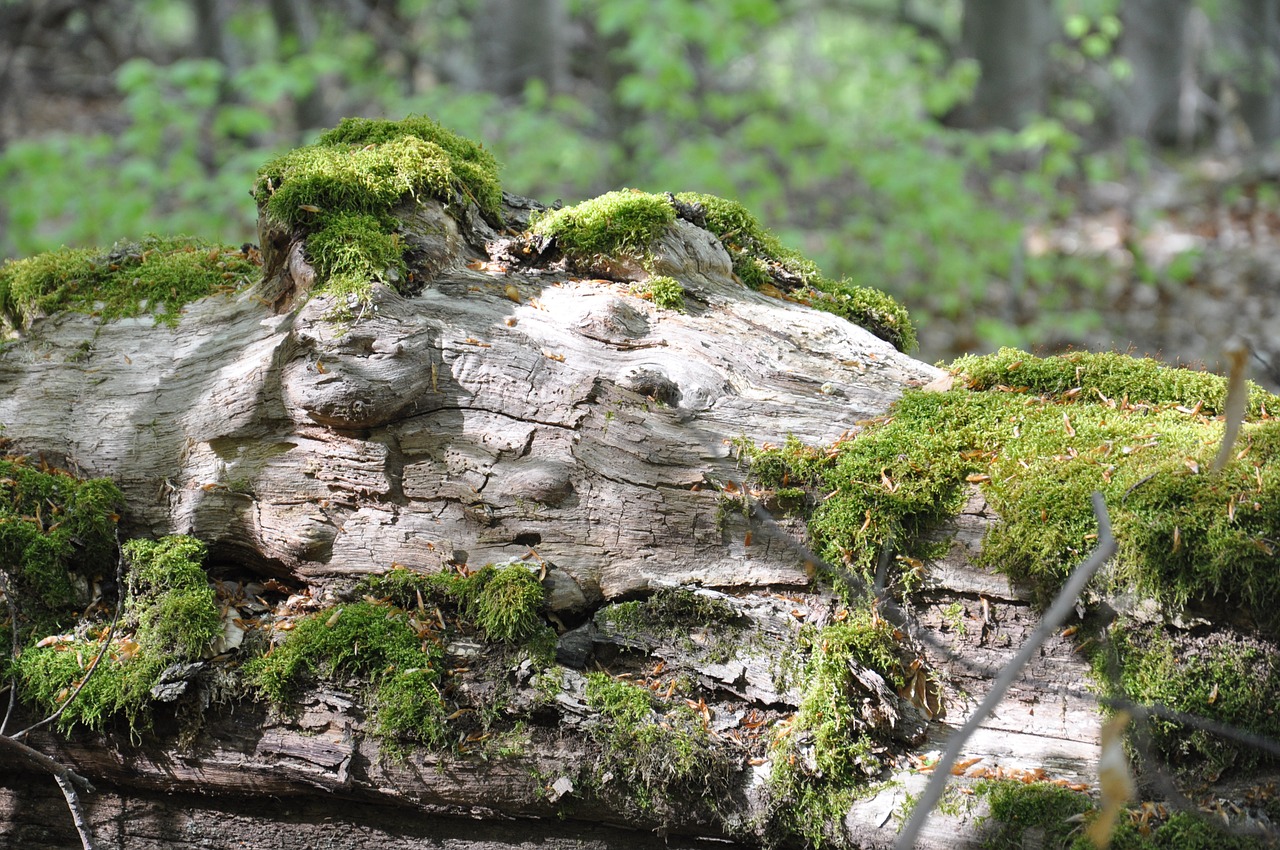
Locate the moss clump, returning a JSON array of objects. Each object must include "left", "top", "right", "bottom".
[
  {"left": 803, "top": 278, "right": 918, "bottom": 354},
  {"left": 363, "top": 562, "right": 550, "bottom": 647},
  {"left": 530, "top": 189, "right": 676, "bottom": 264},
  {"left": 256, "top": 116, "right": 502, "bottom": 227},
  {"left": 303, "top": 210, "right": 406, "bottom": 307},
  {"left": 766, "top": 602, "right": 905, "bottom": 848},
  {"left": 635, "top": 275, "right": 685, "bottom": 310},
  {"left": 595, "top": 586, "right": 742, "bottom": 661},
  {"left": 954, "top": 347, "right": 1276, "bottom": 418},
  {"left": 1097, "top": 623, "right": 1280, "bottom": 779},
  {"left": 0, "top": 237, "right": 260, "bottom": 330},
  {"left": 744, "top": 349, "right": 1280, "bottom": 620},
  {"left": 0, "top": 459, "right": 123, "bottom": 621},
  {"left": 583, "top": 672, "right": 735, "bottom": 821},
  {"left": 252, "top": 115, "right": 502, "bottom": 311},
  {"left": 16, "top": 534, "right": 218, "bottom": 734},
  {"left": 245, "top": 599, "right": 448, "bottom": 745},
  {"left": 122, "top": 536, "right": 220, "bottom": 660},
  {"left": 976, "top": 780, "right": 1092, "bottom": 849},
  {"left": 673, "top": 191, "right": 917, "bottom": 352}
]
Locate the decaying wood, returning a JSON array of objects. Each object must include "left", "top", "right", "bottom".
[{"left": 0, "top": 193, "right": 1113, "bottom": 849}]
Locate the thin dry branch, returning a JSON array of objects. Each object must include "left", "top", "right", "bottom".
[{"left": 895, "top": 492, "right": 1117, "bottom": 850}]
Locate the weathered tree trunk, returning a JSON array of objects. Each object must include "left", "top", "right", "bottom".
[{"left": 0, "top": 192, "right": 1109, "bottom": 849}]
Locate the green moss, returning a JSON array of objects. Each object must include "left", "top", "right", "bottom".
[
  {"left": 16, "top": 533, "right": 217, "bottom": 734},
  {"left": 976, "top": 780, "right": 1092, "bottom": 849},
  {"left": 953, "top": 347, "right": 1276, "bottom": 418},
  {"left": 531, "top": 189, "right": 675, "bottom": 265},
  {"left": 252, "top": 115, "right": 502, "bottom": 311},
  {"left": 635, "top": 275, "right": 685, "bottom": 311},
  {"left": 743, "top": 349, "right": 1280, "bottom": 621},
  {"left": 583, "top": 672, "right": 735, "bottom": 821},
  {"left": 257, "top": 117, "right": 502, "bottom": 227},
  {"left": 304, "top": 211, "right": 405, "bottom": 307},
  {"left": 595, "top": 586, "right": 741, "bottom": 659},
  {"left": 245, "top": 599, "right": 448, "bottom": 745},
  {"left": 0, "top": 237, "right": 260, "bottom": 329},
  {"left": 1096, "top": 623, "right": 1280, "bottom": 779},
  {"left": 0, "top": 459, "right": 123, "bottom": 622},
  {"left": 803, "top": 278, "right": 918, "bottom": 354},
  {"left": 363, "top": 562, "right": 551, "bottom": 647},
  {"left": 766, "top": 602, "right": 905, "bottom": 848}
]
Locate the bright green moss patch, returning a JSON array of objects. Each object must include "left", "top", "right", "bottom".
[
  {"left": 1096, "top": 623, "right": 1280, "bottom": 780},
  {"left": 635, "top": 275, "right": 685, "bottom": 310},
  {"left": 123, "top": 536, "right": 220, "bottom": 659},
  {"left": 0, "top": 459, "right": 123, "bottom": 621},
  {"left": 363, "top": 562, "right": 551, "bottom": 647},
  {"left": 248, "top": 563, "right": 552, "bottom": 745},
  {"left": 256, "top": 116, "right": 502, "bottom": 227},
  {"left": 304, "top": 210, "right": 405, "bottom": 307},
  {"left": 975, "top": 780, "right": 1092, "bottom": 849},
  {"left": 0, "top": 236, "right": 260, "bottom": 330},
  {"left": 16, "top": 533, "right": 217, "bottom": 734},
  {"left": 531, "top": 189, "right": 675, "bottom": 263},
  {"left": 766, "top": 602, "right": 905, "bottom": 848},
  {"left": 583, "top": 672, "right": 735, "bottom": 821},
  {"left": 743, "top": 349, "right": 1280, "bottom": 620},
  {"left": 244, "top": 599, "right": 449, "bottom": 745},
  {"left": 803, "top": 279, "right": 918, "bottom": 354},
  {"left": 954, "top": 347, "right": 1276, "bottom": 418},
  {"left": 252, "top": 115, "right": 502, "bottom": 311}
]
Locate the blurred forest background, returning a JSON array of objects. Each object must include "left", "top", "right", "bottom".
[{"left": 2, "top": 0, "right": 1279, "bottom": 379}]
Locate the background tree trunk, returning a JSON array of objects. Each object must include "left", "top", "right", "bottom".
[{"left": 954, "top": 0, "right": 1056, "bottom": 130}]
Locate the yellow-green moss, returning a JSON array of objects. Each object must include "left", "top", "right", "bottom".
[
  {"left": 16, "top": 533, "right": 218, "bottom": 734},
  {"left": 766, "top": 601, "right": 905, "bottom": 848},
  {"left": 244, "top": 599, "right": 449, "bottom": 745},
  {"left": 0, "top": 459, "right": 123, "bottom": 620},
  {"left": 1095, "top": 623, "right": 1280, "bottom": 780},
  {"left": 975, "top": 780, "right": 1092, "bottom": 849},
  {"left": 0, "top": 236, "right": 260, "bottom": 330},
  {"left": 635, "top": 275, "right": 685, "bottom": 310},
  {"left": 743, "top": 349, "right": 1280, "bottom": 619},
  {"left": 530, "top": 189, "right": 675, "bottom": 264},
  {"left": 251, "top": 115, "right": 502, "bottom": 311},
  {"left": 256, "top": 116, "right": 502, "bottom": 227},
  {"left": 582, "top": 672, "right": 735, "bottom": 821}
]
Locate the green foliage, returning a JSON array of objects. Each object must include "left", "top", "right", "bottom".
[
  {"left": 0, "top": 237, "right": 260, "bottom": 330},
  {"left": 244, "top": 600, "right": 449, "bottom": 745},
  {"left": 582, "top": 672, "right": 735, "bottom": 820},
  {"left": 635, "top": 275, "right": 685, "bottom": 310},
  {"left": 0, "top": 459, "right": 123, "bottom": 619},
  {"left": 803, "top": 278, "right": 918, "bottom": 353},
  {"left": 531, "top": 189, "right": 675, "bottom": 264},
  {"left": 766, "top": 602, "right": 903, "bottom": 848},
  {"left": 16, "top": 533, "right": 217, "bottom": 734},
  {"left": 1097, "top": 623, "right": 1280, "bottom": 779}
]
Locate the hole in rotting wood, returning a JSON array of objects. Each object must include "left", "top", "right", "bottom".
[{"left": 513, "top": 531, "right": 542, "bottom": 547}]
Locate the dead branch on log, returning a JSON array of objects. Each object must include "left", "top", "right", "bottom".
[{"left": 896, "top": 492, "right": 1117, "bottom": 850}]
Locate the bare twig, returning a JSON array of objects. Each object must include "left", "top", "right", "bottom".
[
  {"left": 1211, "top": 341, "right": 1250, "bottom": 473},
  {"left": 895, "top": 492, "right": 1117, "bottom": 850},
  {"left": 54, "top": 773, "right": 98, "bottom": 850}
]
